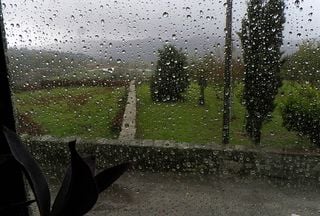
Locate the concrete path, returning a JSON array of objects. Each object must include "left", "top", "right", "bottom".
[
  {"left": 119, "top": 80, "right": 136, "bottom": 140},
  {"left": 89, "top": 172, "right": 320, "bottom": 216}
]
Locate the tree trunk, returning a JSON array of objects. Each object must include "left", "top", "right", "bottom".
[
  {"left": 199, "top": 85, "right": 205, "bottom": 105},
  {"left": 245, "top": 116, "right": 262, "bottom": 145}
]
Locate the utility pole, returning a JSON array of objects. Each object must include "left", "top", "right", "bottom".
[{"left": 222, "top": 0, "right": 233, "bottom": 145}]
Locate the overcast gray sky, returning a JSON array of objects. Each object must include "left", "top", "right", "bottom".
[{"left": 2, "top": 0, "right": 320, "bottom": 50}]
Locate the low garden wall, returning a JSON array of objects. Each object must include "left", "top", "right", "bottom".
[{"left": 22, "top": 134, "right": 320, "bottom": 183}]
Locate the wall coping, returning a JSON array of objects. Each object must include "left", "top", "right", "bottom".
[{"left": 20, "top": 134, "right": 320, "bottom": 157}]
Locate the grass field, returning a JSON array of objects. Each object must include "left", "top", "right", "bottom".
[
  {"left": 15, "top": 86, "right": 125, "bottom": 139},
  {"left": 136, "top": 82, "right": 310, "bottom": 149}
]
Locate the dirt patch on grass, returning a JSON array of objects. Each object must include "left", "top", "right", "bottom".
[
  {"left": 17, "top": 113, "right": 45, "bottom": 135},
  {"left": 67, "top": 94, "right": 89, "bottom": 106},
  {"left": 21, "top": 95, "right": 65, "bottom": 107},
  {"left": 22, "top": 93, "right": 89, "bottom": 107},
  {"left": 88, "top": 87, "right": 120, "bottom": 95}
]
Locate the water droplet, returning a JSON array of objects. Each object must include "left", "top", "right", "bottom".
[
  {"left": 162, "top": 12, "right": 169, "bottom": 17},
  {"left": 108, "top": 68, "right": 114, "bottom": 73}
]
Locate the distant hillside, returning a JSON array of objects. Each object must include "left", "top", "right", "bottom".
[
  {"left": 7, "top": 36, "right": 305, "bottom": 89},
  {"left": 48, "top": 36, "right": 302, "bottom": 63},
  {"left": 6, "top": 48, "right": 154, "bottom": 89},
  {"left": 50, "top": 36, "right": 229, "bottom": 63},
  {"left": 7, "top": 48, "right": 92, "bottom": 87}
]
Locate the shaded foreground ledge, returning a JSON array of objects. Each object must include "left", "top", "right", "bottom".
[{"left": 21, "top": 134, "right": 320, "bottom": 184}]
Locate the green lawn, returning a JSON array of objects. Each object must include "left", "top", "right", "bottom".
[
  {"left": 136, "top": 82, "right": 310, "bottom": 149},
  {"left": 15, "top": 86, "right": 125, "bottom": 139}
]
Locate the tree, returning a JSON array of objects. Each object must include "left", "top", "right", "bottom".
[
  {"left": 151, "top": 45, "right": 189, "bottom": 102},
  {"left": 239, "top": 0, "right": 285, "bottom": 144},
  {"left": 191, "top": 56, "right": 213, "bottom": 106},
  {"left": 282, "top": 41, "right": 320, "bottom": 85},
  {"left": 192, "top": 54, "right": 222, "bottom": 105},
  {"left": 198, "top": 72, "right": 208, "bottom": 106}
]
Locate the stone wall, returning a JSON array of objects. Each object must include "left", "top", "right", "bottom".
[{"left": 22, "top": 135, "right": 320, "bottom": 183}]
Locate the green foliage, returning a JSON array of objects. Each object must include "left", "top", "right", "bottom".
[
  {"left": 282, "top": 41, "right": 320, "bottom": 85},
  {"left": 190, "top": 55, "right": 212, "bottom": 105},
  {"left": 151, "top": 45, "right": 189, "bottom": 102},
  {"left": 191, "top": 54, "right": 223, "bottom": 84},
  {"left": 281, "top": 85, "right": 320, "bottom": 146},
  {"left": 239, "top": 0, "right": 286, "bottom": 144},
  {"left": 15, "top": 87, "right": 125, "bottom": 138},
  {"left": 137, "top": 82, "right": 307, "bottom": 148}
]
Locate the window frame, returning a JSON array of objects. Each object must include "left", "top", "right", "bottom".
[{"left": 0, "top": 2, "right": 29, "bottom": 215}]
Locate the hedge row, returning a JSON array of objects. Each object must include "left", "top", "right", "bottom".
[{"left": 15, "top": 79, "right": 129, "bottom": 91}]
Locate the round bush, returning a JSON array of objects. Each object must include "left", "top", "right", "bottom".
[{"left": 281, "top": 84, "right": 320, "bottom": 146}]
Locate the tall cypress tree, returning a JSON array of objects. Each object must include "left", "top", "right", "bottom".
[{"left": 239, "top": 0, "right": 285, "bottom": 144}]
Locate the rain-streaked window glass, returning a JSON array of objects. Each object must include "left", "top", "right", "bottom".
[{"left": 3, "top": 0, "right": 320, "bottom": 215}]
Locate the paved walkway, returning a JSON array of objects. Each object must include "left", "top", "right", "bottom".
[
  {"left": 88, "top": 172, "right": 320, "bottom": 216},
  {"left": 119, "top": 80, "right": 136, "bottom": 140}
]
